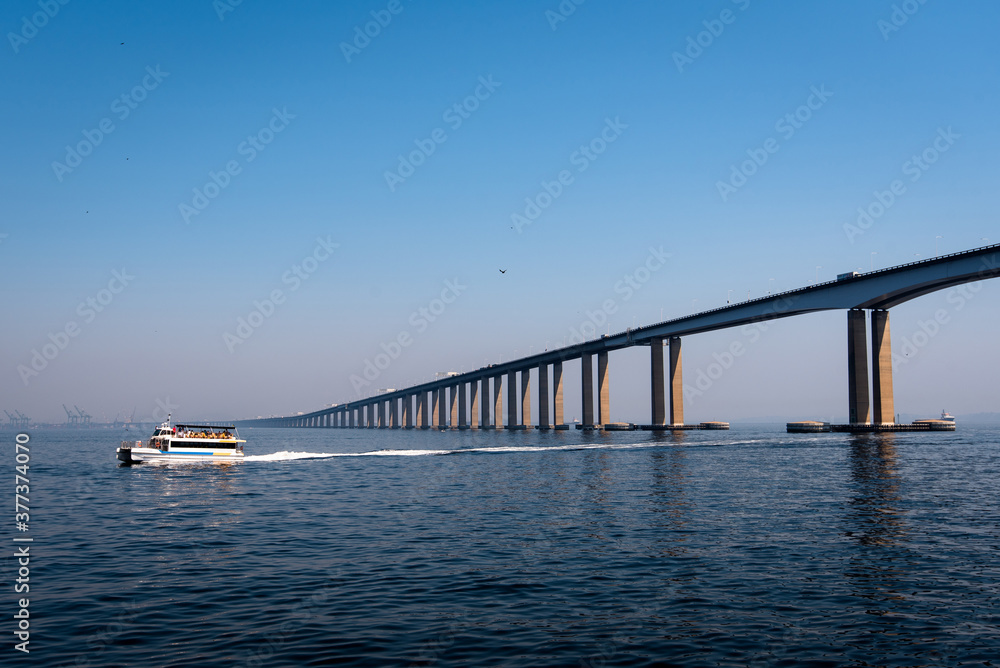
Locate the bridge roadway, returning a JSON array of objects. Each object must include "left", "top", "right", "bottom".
[{"left": 240, "top": 244, "right": 999, "bottom": 430}]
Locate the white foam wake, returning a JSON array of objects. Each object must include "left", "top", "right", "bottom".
[
  {"left": 242, "top": 451, "right": 345, "bottom": 462},
  {"left": 242, "top": 439, "right": 736, "bottom": 463}
]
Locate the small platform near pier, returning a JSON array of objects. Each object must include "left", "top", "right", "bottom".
[{"left": 787, "top": 420, "right": 955, "bottom": 433}]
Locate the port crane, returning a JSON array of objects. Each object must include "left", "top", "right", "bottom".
[
  {"left": 74, "top": 405, "right": 92, "bottom": 426},
  {"left": 9, "top": 411, "right": 31, "bottom": 428},
  {"left": 63, "top": 404, "right": 80, "bottom": 425}
]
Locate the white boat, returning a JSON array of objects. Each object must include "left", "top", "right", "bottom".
[
  {"left": 940, "top": 410, "right": 956, "bottom": 423},
  {"left": 117, "top": 414, "right": 245, "bottom": 464}
]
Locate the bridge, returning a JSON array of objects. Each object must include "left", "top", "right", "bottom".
[{"left": 237, "top": 244, "right": 999, "bottom": 431}]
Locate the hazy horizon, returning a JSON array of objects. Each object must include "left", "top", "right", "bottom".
[{"left": 3, "top": 0, "right": 997, "bottom": 426}]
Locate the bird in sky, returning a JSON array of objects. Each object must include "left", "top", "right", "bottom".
[{"left": 499, "top": 269, "right": 506, "bottom": 274}]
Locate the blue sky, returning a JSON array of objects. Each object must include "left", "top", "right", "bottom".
[{"left": 2, "top": 0, "right": 997, "bottom": 424}]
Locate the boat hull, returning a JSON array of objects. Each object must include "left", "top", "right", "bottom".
[{"left": 117, "top": 446, "right": 244, "bottom": 464}]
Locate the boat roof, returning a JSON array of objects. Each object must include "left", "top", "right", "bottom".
[{"left": 173, "top": 423, "right": 237, "bottom": 430}]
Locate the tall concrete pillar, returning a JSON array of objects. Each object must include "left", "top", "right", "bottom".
[
  {"left": 651, "top": 338, "right": 665, "bottom": 425},
  {"left": 389, "top": 398, "right": 397, "bottom": 428},
  {"left": 403, "top": 395, "right": 412, "bottom": 428},
  {"left": 581, "top": 353, "right": 595, "bottom": 427},
  {"left": 493, "top": 375, "right": 503, "bottom": 428},
  {"left": 520, "top": 369, "right": 532, "bottom": 428},
  {"left": 847, "top": 309, "right": 871, "bottom": 425},
  {"left": 431, "top": 389, "right": 441, "bottom": 429},
  {"left": 871, "top": 309, "right": 895, "bottom": 425},
  {"left": 669, "top": 337, "right": 684, "bottom": 426},
  {"left": 538, "top": 363, "right": 550, "bottom": 428},
  {"left": 458, "top": 383, "right": 468, "bottom": 428},
  {"left": 377, "top": 401, "right": 385, "bottom": 428},
  {"left": 597, "top": 351, "right": 610, "bottom": 427},
  {"left": 419, "top": 392, "right": 429, "bottom": 429},
  {"left": 470, "top": 380, "right": 480, "bottom": 429},
  {"left": 450, "top": 384, "right": 459, "bottom": 429},
  {"left": 553, "top": 361, "right": 564, "bottom": 426},
  {"left": 507, "top": 370, "right": 518, "bottom": 429}
]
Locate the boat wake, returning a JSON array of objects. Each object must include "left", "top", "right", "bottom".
[
  {"left": 242, "top": 450, "right": 447, "bottom": 461},
  {"left": 242, "top": 439, "right": 745, "bottom": 463}
]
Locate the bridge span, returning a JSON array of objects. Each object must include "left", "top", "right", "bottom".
[{"left": 237, "top": 244, "right": 999, "bottom": 430}]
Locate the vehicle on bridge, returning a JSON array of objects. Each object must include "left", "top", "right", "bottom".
[{"left": 117, "top": 414, "right": 245, "bottom": 464}]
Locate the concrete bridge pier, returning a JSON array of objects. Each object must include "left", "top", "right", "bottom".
[
  {"left": 450, "top": 384, "right": 460, "bottom": 430},
  {"left": 520, "top": 369, "right": 533, "bottom": 429},
  {"left": 847, "top": 309, "right": 871, "bottom": 425},
  {"left": 492, "top": 374, "right": 503, "bottom": 429},
  {"left": 458, "top": 383, "right": 468, "bottom": 429},
  {"left": 872, "top": 309, "right": 895, "bottom": 425},
  {"left": 430, "top": 389, "right": 441, "bottom": 429},
  {"left": 403, "top": 395, "right": 412, "bottom": 428},
  {"left": 553, "top": 361, "right": 567, "bottom": 429},
  {"left": 669, "top": 337, "right": 684, "bottom": 426},
  {"left": 507, "top": 370, "right": 518, "bottom": 429},
  {"left": 470, "top": 380, "right": 480, "bottom": 429},
  {"left": 581, "top": 353, "right": 595, "bottom": 429},
  {"left": 651, "top": 338, "right": 665, "bottom": 426},
  {"left": 597, "top": 351, "right": 610, "bottom": 428},
  {"left": 538, "top": 363, "right": 550, "bottom": 429},
  {"left": 389, "top": 398, "right": 398, "bottom": 428},
  {"left": 418, "top": 392, "right": 429, "bottom": 429}
]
